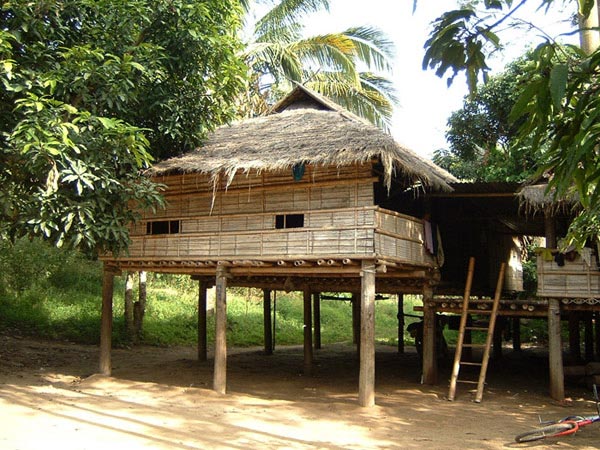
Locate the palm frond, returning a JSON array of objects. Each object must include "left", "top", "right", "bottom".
[
  {"left": 343, "top": 26, "right": 395, "bottom": 73},
  {"left": 255, "top": 0, "right": 330, "bottom": 37}
]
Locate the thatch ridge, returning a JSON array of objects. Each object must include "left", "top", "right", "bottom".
[{"left": 149, "top": 108, "right": 457, "bottom": 191}]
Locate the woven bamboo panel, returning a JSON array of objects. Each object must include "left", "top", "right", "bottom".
[
  {"left": 375, "top": 210, "right": 424, "bottom": 242},
  {"left": 374, "top": 233, "right": 433, "bottom": 267},
  {"left": 537, "top": 253, "right": 600, "bottom": 298}
]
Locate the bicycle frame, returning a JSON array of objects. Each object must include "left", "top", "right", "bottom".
[{"left": 515, "top": 385, "right": 600, "bottom": 443}]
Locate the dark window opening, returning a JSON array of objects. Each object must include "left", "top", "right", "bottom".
[
  {"left": 146, "top": 220, "right": 180, "bottom": 235},
  {"left": 275, "top": 214, "right": 304, "bottom": 229}
]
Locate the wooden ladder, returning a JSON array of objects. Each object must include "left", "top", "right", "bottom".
[{"left": 448, "top": 257, "right": 506, "bottom": 403}]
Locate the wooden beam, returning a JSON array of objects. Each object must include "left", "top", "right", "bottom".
[
  {"left": 303, "top": 289, "right": 313, "bottom": 376},
  {"left": 313, "top": 292, "right": 321, "bottom": 350},
  {"left": 359, "top": 260, "right": 376, "bottom": 407},
  {"left": 584, "top": 312, "right": 594, "bottom": 361},
  {"left": 569, "top": 312, "right": 582, "bottom": 362},
  {"left": 352, "top": 292, "right": 360, "bottom": 347},
  {"left": 197, "top": 280, "right": 207, "bottom": 362},
  {"left": 421, "top": 283, "right": 437, "bottom": 385},
  {"left": 548, "top": 298, "right": 565, "bottom": 400},
  {"left": 100, "top": 267, "right": 115, "bottom": 376},
  {"left": 512, "top": 317, "right": 522, "bottom": 351},
  {"left": 213, "top": 266, "right": 229, "bottom": 394},
  {"left": 263, "top": 289, "right": 273, "bottom": 355}
]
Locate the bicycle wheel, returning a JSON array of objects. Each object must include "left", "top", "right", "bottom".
[{"left": 515, "top": 422, "right": 578, "bottom": 443}]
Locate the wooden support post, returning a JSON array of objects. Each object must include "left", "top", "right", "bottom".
[
  {"left": 397, "top": 293, "right": 405, "bottom": 354},
  {"left": 421, "top": 284, "right": 437, "bottom": 385},
  {"left": 263, "top": 289, "right": 273, "bottom": 355},
  {"left": 352, "top": 292, "right": 360, "bottom": 347},
  {"left": 584, "top": 312, "right": 594, "bottom": 362},
  {"left": 596, "top": 312, "right": 600, "bottom": 361},
  {"left": 197, "top": 280, "right": 208, "bottom": 362},
  {"left": 124, "top": 271, "right": 134, "bottom": 337},
  {"left": 512, "top": 317, "right": 522, "bottom": 352},
  {"left": 359, "top": 260, "right": 376, "bottom": 407},
  {"left": 303, "top": 289, "right": 313, "bottom": 375},
  {"left": 213, "top": 266, "right": 228, "bottom": 394},
  {"left": 493, "top": 317, "right": 504, "bottom": 361},
  {"left": 100, "top": 268, "right": 115, "bottom": 376},
  {"left": 569, "top": 312, "right": 582, "bottom": 362},
  {"left": 548, "top": 298, "right": 565, "bottom": 401},
  {"left": 313, "top": 292, "right": 321, "bottom": 350}
]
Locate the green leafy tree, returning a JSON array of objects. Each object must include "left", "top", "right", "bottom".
[
  {"left": 241, "top": 0, "right": 397, "bottom": 130},
  {"left": 433, "top": 55, "right": 541, "bottom": 181},
  {"left": 0, "top": 0, "right": 247, "bottom": 254},
  {"left": 424, "top": 0, "right": 600, "bottom": 246}
]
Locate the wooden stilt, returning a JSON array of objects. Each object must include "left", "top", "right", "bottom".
[
  {"left": 569, "top": 312, "right": 582, "bottom": 362},
  {"left": 422, "top": 283, "right": 437, "bottom": 385},
  {"left": 197, "top": 280, "right": 207, "bottom": 362},
  {"left": 313, "top": 292, "right": 321, "bottom": 350},
  {"left": 213, "top": 266, "right": 228, "bottom": 394},
  {"left": 548, "top": 298, "right": 565, "bottom": 401},
  {"left": 352, "top": 292, "right": 360, "bottom": 346},
  {"left": 595, "top": 312, "right": 600, "bottom": 361},
  {"left": 124, "top": 271, "right": 134, "bottom": 337},
  {"left": 359, "top": 260, "right": 376, "bottom": 407},
  {"left": 493, "top": 317, "right": 504, "bottom": 361},
  {"left": 397, "top": 293, "right": 405, "bottom": 354},
  {"left": 100, "top": 268, "right": 115, "bottom": 376},
  {"left": 303, "top": 289, "right": 313, "bottom": 375},
  {"left": 584, "top": 312, "right": 594, "bottom": 362},
  {"left": 512, "top": 317, "right": 522, "bottom": 351},
  {"left": 263, "top": 289, "right": 273, "bottom": 355}
]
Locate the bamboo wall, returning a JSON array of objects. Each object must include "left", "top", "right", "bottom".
[
  {"left": 119, "top": 163, "right": 435, "bottom": 268},
  {"left": 537, "top": 249, "right": 600, "bottom": 298}
]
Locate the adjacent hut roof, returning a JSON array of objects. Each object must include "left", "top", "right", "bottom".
[
  {"left": 518, "top": 183, "right": 580, "bottom": 214},
  {"left": 149, "top": 85, "right": 457, "bottom": 191}
]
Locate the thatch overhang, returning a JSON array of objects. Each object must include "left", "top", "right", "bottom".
[
  {"left": 517, "top": 183, "right": 580, "bottom": 215},
  {"left": 148, "top": 108, "right": 457, "bottom": 192}
]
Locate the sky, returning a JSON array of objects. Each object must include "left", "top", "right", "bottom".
[{"left": 300, "top": 0, "right": 579, "bottom": 158}]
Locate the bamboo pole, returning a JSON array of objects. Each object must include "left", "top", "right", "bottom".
[
  {"left": 512, "top": 317, "right": 522, "bottom": 352},
  {"left": 197, "top": 280, "right": 207, "bottom": 362},
  {"left": 124, "top": 271, "right": 134, "bottom": 337},
  {"left": 584, "top": 312, "right": 594, "bottom": 361},
  {"left": 100, "top": 267, "right": 115, "bottom": 376},
  {"left": 303, "top": 289, "right": 313, "bottom": 376},
  {"left": 213, "top": 266, "right": 228, "bottom": 394},
  {"left": 263, "top": 289, "right": 273, "bottom": 355},
  {"left": 352, "top": 292, "right": 360, "bottom": 347},
  {"left": 359, "top": 260, "right": 376, "bottom": 407}
]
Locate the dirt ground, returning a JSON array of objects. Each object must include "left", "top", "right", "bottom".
[{"left": 1, "top": 334, "right": 599, "bottom": 450}]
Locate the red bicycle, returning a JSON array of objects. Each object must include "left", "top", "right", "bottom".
[{"left": 515, "top": 385, "right": 600, "bottom": 443}]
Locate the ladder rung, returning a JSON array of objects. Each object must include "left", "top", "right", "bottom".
[
  {"left": 460, "top": 361, "right": 482, "bottom": 366},
  {"left": 457, "top": 380, "right": 479, "bottom": 384},
  {"left": 466, "top": 309, "right": 493, "bottom": 315},
  {"left": 462, "top": 343, "right": 487, "bottom": 348},
  {"left": 465, "top": 326, "right": 488, "bottom": 331}
]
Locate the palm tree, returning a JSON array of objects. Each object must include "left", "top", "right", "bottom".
[{"left": 240, "top": 0, "right": 397, "bottom": 131}]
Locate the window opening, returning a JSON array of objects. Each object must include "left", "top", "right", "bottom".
[
  {"left": 146, "top": 220, "right": 181, "bottom": 235},
  {"left": 275, "top": 214, "right": 304, "bottom": 229}
]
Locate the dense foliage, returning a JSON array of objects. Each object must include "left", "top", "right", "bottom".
[
  {"left": 0, "top": 0, "right": 247, "bottom": 254},
  {"left": 433, "top": 56, "right": 541, "bottom": 181},
  {"left": 424, "top": 0, "right": 600, "bottom": 247}
]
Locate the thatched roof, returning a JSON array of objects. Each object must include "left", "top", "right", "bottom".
[
  {"left": 149, "top": 86, "right": 457, "bottom": 191},
  {"left": 518, "top": 184, "right": 580, "bottom": 214}
]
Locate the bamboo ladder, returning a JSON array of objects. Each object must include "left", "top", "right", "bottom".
[{"left": 448, "top": 257, "right": 507, "bottom": 403}]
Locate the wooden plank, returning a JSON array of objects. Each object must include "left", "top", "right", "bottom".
[
  {"left": 359, "top": 260, "right": 376, "bottom": 407},
  {"left": 313, "top": 292, "right": 321, "bottom": 350},
  {"left": 100, "top": 268, "right": 114, "bottom": 376},
  {"left": 213, "top": 266, "right": 228, "bottom": 394}
]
